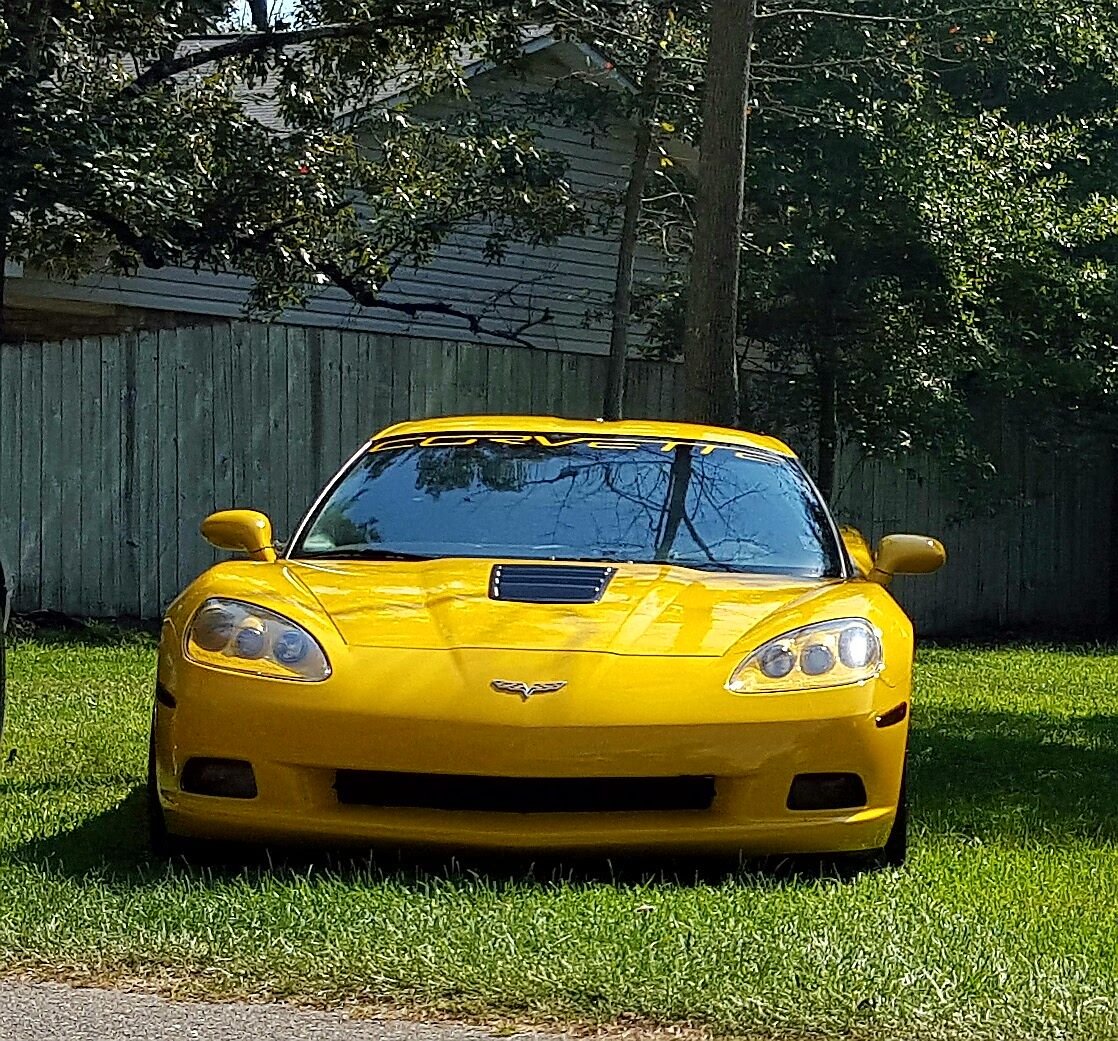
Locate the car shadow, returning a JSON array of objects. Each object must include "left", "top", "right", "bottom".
[
  {"left": 7, "top": 707, "right": 1117, "bottom": 888},
  {"left": 909, "top": 707, "right": 1118, "bottom": 844},
  {"left": 6, "top": 788, "right": 868, "bottom": 887},
  {"left": 7, "top": 615, "right": 160, "bottom": 644}
]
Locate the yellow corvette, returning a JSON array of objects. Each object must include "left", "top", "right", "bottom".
[{"left": 150, "top": 416, "right": 945, "bottom": 865}]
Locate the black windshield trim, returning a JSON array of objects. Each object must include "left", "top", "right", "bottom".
[{"left": 365, "top": 430, "right": 786, "bottom": 462}]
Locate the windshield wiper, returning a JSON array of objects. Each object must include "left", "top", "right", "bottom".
[
  {"left": 664, "top": 560, "right": 747, "bottom": 573},
  {"left": 296, "top": 548, "right": 439, "bottom": 562},
  {"left": 664, "top": 560, "right": 820, "bottom": 576}
]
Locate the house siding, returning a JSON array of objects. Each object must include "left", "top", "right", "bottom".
[{"left": 13, "top": 55, "right": 666, "bottom": 354}]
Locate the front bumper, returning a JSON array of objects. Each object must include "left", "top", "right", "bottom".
[{"left": 154, "top": 647, "right": 909, "bottom": 855}]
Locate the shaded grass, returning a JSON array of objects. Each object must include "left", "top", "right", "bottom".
[{"left": 1, "top": 629, "right": 1117, "bottom": 1039}]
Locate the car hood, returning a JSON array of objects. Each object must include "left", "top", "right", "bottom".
[{"left": 286, "top": 558, "right": 840, "bottom": 657}]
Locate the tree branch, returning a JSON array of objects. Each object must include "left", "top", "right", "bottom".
[
  {"left": 316, "top": 258, "right": 554, "bottom": 348},
  {"left": 86, "top": 209, "right": 171, "bottom": 268},
  {"left": 758, "top": 3, "right": 1018, "bottom": 22},
  {"left": 117, "top": 2, "right": 518, "bottom": 101},
  {"left": 85, "top": 203, "right": 552, "bottom": 347},
  {"left": 118, "top": 26, "right": 381, "bottom": 99}
]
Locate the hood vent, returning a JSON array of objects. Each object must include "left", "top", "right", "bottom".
[{"left": 489, "top": 563, "right": 615, "bottom": 604}]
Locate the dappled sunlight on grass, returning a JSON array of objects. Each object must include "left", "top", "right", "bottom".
[{"left": 1, "top": 629, "right": 1117, "bottom": 1040}]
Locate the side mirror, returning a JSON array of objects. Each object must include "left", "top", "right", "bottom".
[
  {"left": 869, "top": 534, "right": 946, "bottom": 586},
  {"left": 201, "top": 510, "right": 277, "bottom": 563}
]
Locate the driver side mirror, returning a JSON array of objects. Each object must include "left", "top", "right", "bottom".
[
  {"left": 201, "top": 510, "right": 277, "bottom": 563},
  {"left": 868, "top": 533, "right": 946, "bottom": 586}
]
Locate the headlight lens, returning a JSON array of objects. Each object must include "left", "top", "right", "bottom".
[
  {"left": 727, "top": 618, "right": 882, "bottom": 694},
  {"left": 186, "top": 598, "right": 331, "bottom": 681}
]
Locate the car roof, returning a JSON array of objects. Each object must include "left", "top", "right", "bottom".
[{"left": 370, "top": 415, "right": 796, "bottom": 458}]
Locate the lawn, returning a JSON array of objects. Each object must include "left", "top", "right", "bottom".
[{"left": 1, "top": 627, "right": 1116, "bottom": 1041}]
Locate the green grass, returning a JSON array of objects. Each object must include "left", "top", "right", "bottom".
[{"left": 2, "top": 628, "right": 1117, "bottom": 1040}]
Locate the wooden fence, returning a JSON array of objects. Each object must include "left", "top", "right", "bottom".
[{"left": 0, "top": 321, "right": 1112, "bottom": 634}]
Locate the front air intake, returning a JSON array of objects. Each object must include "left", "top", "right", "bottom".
[
  {"left": 786, "top": 773, "right": 867, "bottom": 811},
  {"left": 180, "top": 758, "right": 258, "bottom": 800},
  {"left": 335, "top": 771, "right": 716, "bottom": 813},
  {"left": 489, "top": 564, "right": 614, "bottom": 604}
]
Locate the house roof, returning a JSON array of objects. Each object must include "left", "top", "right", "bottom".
[{"left": 148, "top": 27, "right": 622, "bottom": 133}]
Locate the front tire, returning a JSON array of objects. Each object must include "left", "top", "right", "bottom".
[
  {"left": 866, "top": 766, "right": 907, "bottom": 870},
  {"left": 147, "top": 712, "right": 196, "bottom": 860},
  {"left": 146, "top": 714, "right": 172, "bottom": 855}
]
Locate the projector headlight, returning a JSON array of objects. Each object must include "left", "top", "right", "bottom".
[
  {"left": 727, "top": 618, "right": 882, "bottom": 694},
  {"left": 186, "top": 599, "right": 331, "bottom": 682}
]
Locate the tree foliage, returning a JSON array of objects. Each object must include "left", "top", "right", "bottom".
[
  {"left": 4, "top": 0, "right": 1118, "bottom": 493},
  {"left": 625, "top": 1, "right": 1118, "bottom": 489},
  {"left": 0, "top": 0, "right": 583, "bottom": 340}
]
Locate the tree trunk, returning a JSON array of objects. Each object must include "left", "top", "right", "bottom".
[
  {"left": 0, "top": 71, "right": 10, "bottom": 344},
  {"left": 248, "top": 0, "right": 271, "bottom": 32},
  {"left": 683, "top": 0, "right": 757, "bottom": 428},
  {"left": 602, "top": 8, "right": 669, "bottom": 422},
  {"left": 0, "top": 221, "right": 8, "bottom": 345},
  {"left": 0, "top": 144, "right": 11, "bottom": 345}
]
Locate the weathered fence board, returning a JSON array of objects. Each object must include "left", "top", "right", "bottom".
[{"left": 0, "top": 321, "right": 1112, "bottom": 634}]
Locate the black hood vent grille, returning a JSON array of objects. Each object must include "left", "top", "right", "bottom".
[{"left": 489, "top": 564, "right": 615, "bottom": 604}]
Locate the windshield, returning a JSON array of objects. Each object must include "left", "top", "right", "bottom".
[{"left": 292, "top": 433, "right": 843, "bottom": 578}]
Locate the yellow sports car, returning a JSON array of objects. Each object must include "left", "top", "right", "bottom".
[{"left": 150, "top": 416, "right": 944, "bottom": 865}]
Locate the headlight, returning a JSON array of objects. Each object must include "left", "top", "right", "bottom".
[
  {"left": 727, "top": 618, "right": 882, "bottom": 694},
  {"left": 186, "top": 599, "right": 331, "bottom": 682}
]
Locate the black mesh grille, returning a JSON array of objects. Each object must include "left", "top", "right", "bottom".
[
  {"left": 335, "top": 771, "right": 716, "bottom": 813},
  {"left": 786, "top": 773, "right": 867, "bottom": 811},
  {"left": 489, "top": 564, "right": 614, "bottom": 604}
]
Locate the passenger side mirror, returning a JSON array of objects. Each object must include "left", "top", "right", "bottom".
[
  {"left": 201, "top": 510, "right": 277, "bottom": 563},
  {"left": 869, "top": 534, "right": 946, "bottom": 586}
]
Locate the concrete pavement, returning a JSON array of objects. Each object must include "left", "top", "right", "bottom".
[{"left": 0, "top": 982, "right": 557, "bottom": 1041}]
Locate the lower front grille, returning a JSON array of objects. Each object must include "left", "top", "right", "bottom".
[{"left": 335, "top": 771, "right": 716, "bottom": 813}]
